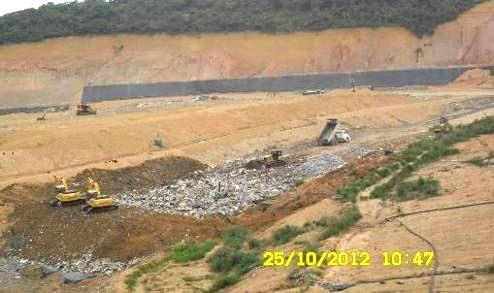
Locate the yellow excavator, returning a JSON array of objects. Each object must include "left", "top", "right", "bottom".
[
  {"left": 81, "top": 177, "right": 119, "bottom": 214},
  {"left": 50, "top": 176, "right": 84, "bottom": 207}
]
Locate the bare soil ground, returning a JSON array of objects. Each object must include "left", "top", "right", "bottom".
[{"left": 0, "top": 85, "right": 492, "bottom": 292}]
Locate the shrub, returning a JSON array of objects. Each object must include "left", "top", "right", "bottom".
[
  {"left": 209, "top": 273, "right": 242, "bottom": 291},
  {"left": 272, "top": 225, "right": 304, "bottom": 245},
  {"left": 396, "top": 177, "right": 441, "bottom": 201},
  {"left": 223, "top": 226, "right": 250, "bottom": 249},
  {"left": 209, "top": 248, "right": 259, "bottom": 274}
]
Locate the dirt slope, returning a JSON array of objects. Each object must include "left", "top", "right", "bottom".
[
  {"left": 0, "top": 90, "right": 447, "bottom": 184},
  {"left": 1, "top": 0, "right": 494, "bottom": 108}
]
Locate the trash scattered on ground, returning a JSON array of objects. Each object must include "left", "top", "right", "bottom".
[{"left": 119, "top": 153, "right": 346, "bottom": 217}]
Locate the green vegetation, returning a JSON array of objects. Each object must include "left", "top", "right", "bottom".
[
  {"left": 125, "top": 256, "right": 169, "bottom": 290},
  {"left": 272, "top": 225, "right": 305, "bottom": 245},
  {"left": 169, "top": 240, "right": 217, "bottom": 263},
  {"left": 464, "top": 151, "right": 494, "bottom": 167},
  {"left": 396, "top": 177, "right": 441, "bottom": 201},
  {"left": 124, "top": 240, "right": 216, "bottom": 290},
  {"left": 317, "top": 205, "right": 361, "bottom": 240},
  {"left": 484, "top": 264, "right": 494, "bottom": 274},
  {"left": 223, "top": 226, "right": 250, "bottom": 249},
  {"left": 209, "top": 273, "right": 242, "bottom": 291},
  {"left": 0, "top": 0, "right": 486, "bottom": 45},
  {"left": 207, "top": 226, "right": 262, "bottom": 292},
  {"left": 293, "top": 178, "right": 305, "bottom": 187},
  {"left": 337, "top": 117, "right": 494, "bottom": 202}
]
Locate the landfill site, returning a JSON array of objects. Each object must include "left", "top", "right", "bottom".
[{"left": 1, "top": 1, "right": 494, "bottom": 293}]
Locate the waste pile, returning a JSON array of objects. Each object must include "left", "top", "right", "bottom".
[{"left": 119, "top": 153, "right": 346, "bottom": 217}]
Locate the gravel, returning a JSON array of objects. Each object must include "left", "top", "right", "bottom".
[
  {"left": 0, "top": 257, "right": 25, "bottom": 286},
  {"left": 343, "top": 145, "right": 373, "bottom": 158},
  {"left": 119, "top": 153, "right": 346, "bottom": 217}
]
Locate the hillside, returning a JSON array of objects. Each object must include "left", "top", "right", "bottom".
[
  {"left": 1, "top": 0, "right": 494, "bottom": 108},
  {"left": 0, "top": 0, "right": 487, "bottom": 45}
]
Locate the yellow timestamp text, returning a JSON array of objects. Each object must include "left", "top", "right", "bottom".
[{"left": 262, "top": 251, "right": 434, "bottom": 267}]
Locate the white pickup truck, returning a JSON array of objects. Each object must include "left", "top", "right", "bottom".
[{"left": 335, "top": 130, "right": 351, "bottom": 143}]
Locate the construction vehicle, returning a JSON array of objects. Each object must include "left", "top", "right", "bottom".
[
  {"left": 431, "top": 116, "right": 453, "bottom": 134},
  {"left": 302, "top": 89, "right": 325, "bottom": 96},
  {"left": 50, "top": 176, "right": 84, "bottom": 207},
  {"left": 54, "top": 176, "right": 68, "bottom": 192},
  {"left": 86, "top": 177, "right": 101, "bottom": 198},
  {"left": 76, "top": 104, "right": 97, "bottom": 115},
  {"left": 317, "top": 119, "right": 351, "bottom": 146},
  {"left": 263, "top": 149, "right": 285, "bottom": 167},
  {"left": 81, "top": 178, "right": 119, "bottom": 214}
]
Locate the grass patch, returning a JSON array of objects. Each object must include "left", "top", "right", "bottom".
[
  {"left": 272, "top": 225, "right": 305, "bottom": 245},
  {"left": 124, "top": 257, "right": 169, "bottom": 290},
  {"left": 125, "top": 240, "right": 216, "bottom": 290},
  {"left": 169, "top": 240, "right": 217, "bottom": 263},
  {"left": 336, "top": 117, "right": 494, "bottom": 202},
  {"left": 396, "top": 177, "right": 441, "bottom": 200},
  {"left": 464, "top": 151, "right": 494, "bottom": 167},
  {"left": 317, "top": 205, "right": 361, "bottom": 240},
  {"left": 209, "top": 273, "right": 242, "bottom": 291}
]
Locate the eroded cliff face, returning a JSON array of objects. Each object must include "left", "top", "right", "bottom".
[{"left": 0, "top": 0, "right": 493, "bottom": 108}]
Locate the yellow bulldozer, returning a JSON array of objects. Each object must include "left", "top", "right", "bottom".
[
  {"left": 50, "top": 176, "right": 84, "bottom": 207},
  {"left": 81, "top": 177, "right": 119, "bottom": 214},
  {"left": 76, "top": 104, "right": 97, "bottom": 115},
  {"left": 263, "top": 149, "right": 286, "bottom": 167},
  {"left": 431, "top": 116, "right": 453, "bottom": 134}
]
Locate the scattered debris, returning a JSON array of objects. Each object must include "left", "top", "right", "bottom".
[
  {"left": 193, "top": 95, "right": 209, "bottom": 102},
  {"left": 153, "top": 132, "right": 165, "bottom": 148},
  {"left": 36, "top": 113, "right": 46, "bottom": 121},
  {"left": 40, "top": 265, "right": 58, "bottom": 278},
  {"left": 63, "top": 272, "right": 89, "bottom": 284},
  {"left": 319, "top": 281, "right": 354, "bottom": 291},
  {"left": 119, "top": 153, "right": 346, "bottom": 217},
  {"left": 303, "top": 89, "right": 326, "bottom": 96}
]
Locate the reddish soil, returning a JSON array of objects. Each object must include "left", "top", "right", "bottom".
[
  {"left": 233, "top": 154, "right": 388, "bottom": 229},
  {"left": 0, "top": 156, "right": 218, "bottom": 262}
]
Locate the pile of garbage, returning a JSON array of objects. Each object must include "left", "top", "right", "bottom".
[{"left": 119, "top": 153, "right": 346, "bottom": 218}]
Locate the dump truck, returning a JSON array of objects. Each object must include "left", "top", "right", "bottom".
[
  {"left": 317, "top": 119, "right": 351, "bottom": 146},
  {"left": 76, "top": 104, "right": 97, "bottom": 115}
]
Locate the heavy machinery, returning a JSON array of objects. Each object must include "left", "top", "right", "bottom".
[
  {"left": 317, "top": 119, "right": 351, "bottom": 146},
  {"left": 86, "top": 177, "right": 101, "bottom": 198},
  {"left": 263, "top": 149, "right": 285, "bottom": 167},
  {"left": 81, "top": 178, "right": 118, "bottom": 214},
  {"left": 431, "top": 116, "right": 453, "bottom": 134},
  {"left": 54, "top": 176, "right": 68, "bottom": 192},
  {"left": 76, "top": 104, "right": 97, "bottom": 115},
  {"left": 50, "top": 176, "right": 84, "bottom": 207}
]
